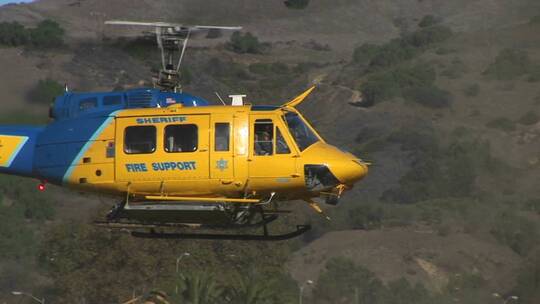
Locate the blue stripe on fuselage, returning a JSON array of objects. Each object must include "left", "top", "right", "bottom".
[{"left": 61, "top": 111, "right": 120, "bottom": 183}]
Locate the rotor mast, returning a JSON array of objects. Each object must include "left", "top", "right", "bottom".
[{"left": 105, "top": 21, "right": 242, "bottom": 92}]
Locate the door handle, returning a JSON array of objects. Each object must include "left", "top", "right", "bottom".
[
  {"left": 291, "top": 174, "right": 300, "bottom": 178},
  {"left": 200, "top": 149, "right": 208, "bottom": 152}
]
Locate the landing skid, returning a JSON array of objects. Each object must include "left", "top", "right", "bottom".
[
  {"left": 130, "top": 225, "right": 311, "bottom": 241},
  {"left": 96, "top": 200, "right": 309, "bottom": 241}
]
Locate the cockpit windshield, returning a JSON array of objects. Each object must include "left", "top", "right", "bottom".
[{"left": 283, "top": 112, "right": 319, "bottom": 151}]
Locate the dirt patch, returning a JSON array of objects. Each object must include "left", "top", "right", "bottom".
[{"left": 287, "top": 227, "right": 522, "bottom": 293}]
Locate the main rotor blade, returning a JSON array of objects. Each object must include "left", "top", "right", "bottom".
[{"left": 105, "top": 20, "right": 242, "bottom": 31}]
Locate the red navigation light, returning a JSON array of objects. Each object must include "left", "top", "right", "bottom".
[{"left": 38, "top": 183, "right": 46, "bottom": 192}]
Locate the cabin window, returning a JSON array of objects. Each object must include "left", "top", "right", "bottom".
[
  {"left": 103, "top": 95, "right": 122, "bottom": 106},
  {"left": 276, "top": 127, "right": 291, "bottom": 154},
  {"left": 215, "top": 123, "right": 230, "bottom": 152},
  {"left": 79, "top": 97, "right": 98, "bottom": 112},
  {"left": 254, "top": 119, "right": 274, "bottom": 156},
  {"left": 283, "top": 112, "right": 319, "bottom": 151},
  {"left": 124, "top": 126, "right": 156, "bottom": 154},
  {"left": 165, "top": 125, "right": 198, "bottom": 153}
]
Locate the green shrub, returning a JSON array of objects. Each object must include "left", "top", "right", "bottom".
[
  {"left": 418, "top": 15, "right": 439, "bottom": 28},
  {"left": 28, "top": 78, "right": 64, "bottom": 104},
  {"left": 360, "top": 64, "right": 437, "bottom": 106},
  {"left": 441, "top": 58, "right": 468, "bottom": 79},
  {"left": 490, "top": 211, "right": 538, "bottom": 255},
  {"left": 29, "top": 19, "right": 65, "bottom": 48},
  {"left": 382, "top": 135, "right": 494, "bottom": 204},
  {"left": 463, "top": 84, "right": 480, "bottom": 97},
  {"left": 284, "top": 0, "right": 310, "bottom": 9},
  {"left": 0, "top": 21, "right": 29, "bottom": 46},
  {"left": 348, "top": 202, "right": 384, "bottom": 229},
  {"left": 30, "top": 79, "right": 64, "bottom": 102},
  {"left": 514, "top": 254, "right": 540, "bottom": 303},
  {"left": 227, "top": 31, "right": 263, "bottom": 54},
  {"left": 118, "top": 36, "right": 155, "bottom": 61},
  {"left": 484, "top": 49, "right": 530, "bottom": 80},
  {"left": 206, "top": 57, "right": 251, "bottom": 80},
  {"left": 518, "top": 111, "right": 539, "bottom": 125},
  {"left": 314, "top": 257, "right": 385, "bottom": 304},
  {"left": 486, "top": 117, "right": 516, "bottom": 132},
  {"left": 404, "top": 25, "right": 452, "bottom": 48},
  {"left": 352, "top": 43, "right": 381, "bottom": 65},
  {"left": 369, "top": 39, "right": 417, "bottom": 69},
  {"left": 0, "top": 19, "right": 64, "bottom": 48},
  {"left": 529, "top": 15, "right": 540, "bottom": 24},
  {"left": 527, "top": 65, "right": 540, "bottom": 82},
  {"left": 524, "top": 198, "right": 540, "bottom": 214},
  {"left": 403, "top": 85, "right": 452, "bottom": 108}
]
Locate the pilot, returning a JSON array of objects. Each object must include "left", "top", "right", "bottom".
[{"left": 255, "top": 127, "right": 273, "bottom": 155}]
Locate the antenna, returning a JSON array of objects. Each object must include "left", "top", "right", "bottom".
[
  {"left": 105, "top": 21, "right": 242, "bottom": 92},
  {"left": 214, "top": 92, "right": 226, "bottom": 105}
]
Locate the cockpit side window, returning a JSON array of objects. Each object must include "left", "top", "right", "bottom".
[
  {"left": 79, "top": 97, "right": 97, "bottom": 112},
  {"left": 254, "top": 119, "right": 274, "bottom": 156},
  {"left": 276, "top": 127, "right": 291, "bottom": 154},
  {"left": 283, "top": 112, "right": 319, "bottom": 151}
]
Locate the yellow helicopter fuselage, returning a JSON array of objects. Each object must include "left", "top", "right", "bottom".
[{"left": 62, "top": 103, "right": 367, "bottom": 203}]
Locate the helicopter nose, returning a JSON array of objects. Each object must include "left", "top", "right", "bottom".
[{"left": 331, "top": 159, "right": 369, "bottom": 186}]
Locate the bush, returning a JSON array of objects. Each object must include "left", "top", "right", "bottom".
[
  {"left": 0, "top": 21, "right": 29, "bottom": 46},
  {"left": 529, "top": 15, "right": 540, "bottom": 24},
  {"left": 418, "top": 15, "right": 439, "bottom": 28},
  {"left": 369, "top": 39, "right": 417, "bottom": 69},
  {"left": 0, "top": 19, "right": 64, "bottom": 48},
  {"left": 518, "top": 111, "right": 539, "bottom": 125},
  {"left": 30, "top": 19, "right": 65, "bottom": 48},
  {"left": 463, "top": 84, "right": 480, "bottom": 97},
  {"left": 360, "top": 63, "right": 437, "bottom": 106},
  {"left": 28, "top": 78, "right": 64, "bottom": 104},
  {"left": 441, "top": 57, "right": 468, "bottom": 79},
  {"left": 490, "top": 210, "right": 538, "bottom": 255},
  {"left": 403, "top": 25, "right": 452, "bottom": 48},
  {"left": 403, "top": 85, "right": 452, "bottom": 108},
  {"left": 527, "top": 65, "right": 540, "bottom": 82},
  {"left": 514, "top": 254, "right": 540, "bottom": 303},
  {"left": 227, "top": 31, "right": 263, "bottom": 54},
  {"left": 284, "top": 0, "right": 310, "bottom": 9},
  {"left": 314, "top": 257, "right": 385, "bottom": 304},
  {"left": 352, "top": 43, "right": 380, "bottom": 65},
  {"left": 118, "top": 36, "right": 155, "bottom": 61},
  {"left": 382, "top": 134, "right": 494, "bottom": 204},
  {"left": 486, "top": 117, "right": 516, "bottom": 132},
  {"left": 483, "top": 49, "right": 530, "bottom": 80},
  {"left": 348, "top": 203, "right": 384, "bottom": 229}
]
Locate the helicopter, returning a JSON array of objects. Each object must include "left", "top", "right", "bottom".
[{"left": 0, "top": 21, "right": 368, "bottom": 240}]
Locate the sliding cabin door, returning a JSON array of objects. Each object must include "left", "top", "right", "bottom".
[{"left": 210, "top": 114, "right": 234, "bottom": 181}]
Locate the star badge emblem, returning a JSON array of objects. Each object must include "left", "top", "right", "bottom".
[{"left": 216, "top": 158, "right": 228, "bottom": 171}]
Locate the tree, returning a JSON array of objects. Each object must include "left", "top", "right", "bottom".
[
  {"left": 176, "top": 271, "right": 223, "bottom": 304},
  {"left": 227, "top": 273, "right": 277, "bottom": 304}
]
